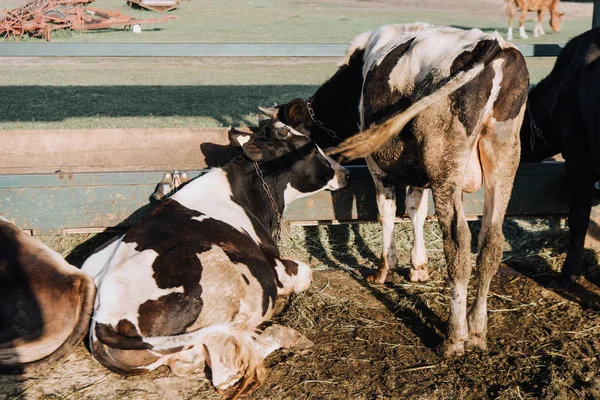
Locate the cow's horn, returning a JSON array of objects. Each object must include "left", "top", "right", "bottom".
[{"left": 258, "top": 106, "right": 278, "bottom": 118}]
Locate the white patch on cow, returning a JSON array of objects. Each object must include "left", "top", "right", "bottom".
[
  {"left": 81, "top": 235, "right": 125, "bottom": 283},
  {"left": 192, "top": 215, "right": 209, "bottom": 223},
  {"left": 274, "top": 259, "right": 312, "bottom": 294},
  {"left": 383, "top": 26, "right": 498, "bottom": 97},
  {"left": 93, "top": 246, "right": 184, "bottom": 330},
  {"left": 236, "top": 135, "right": 251, "bottom": 146},
  {"left": 172, "top": 168, "right": 262, "bottom": 244}
]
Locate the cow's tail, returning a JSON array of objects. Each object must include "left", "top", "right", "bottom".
[
  {"left": 327, "top": 53, "right": 495, "bottom": 161},
  {"left": 144, "top": 324, "right": 266, "bottom": 398}
]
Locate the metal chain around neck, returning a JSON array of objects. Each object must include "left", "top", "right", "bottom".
[
  {"left": 254, "top": 162, "right": 282, "bottom": 239},
  {"left": 306, "top": 97, "right": 340, "bottom": 139}
]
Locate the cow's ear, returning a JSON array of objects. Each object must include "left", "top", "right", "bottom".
[
  {"left": 284, "top": 98, "right": 309, "bottom": 126},
  {"left": 242, "top": 142, "right": 277, "bottom": 162},
  {"left": 258, "top": 106, "right": 278, "bottom": 119},
  {"left": 228, "top": 127, "right": 253, "bottom": 147}
]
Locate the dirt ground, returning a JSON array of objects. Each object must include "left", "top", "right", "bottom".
[{"left": 2, "top": 220, "right": 600, "bottom": 400}]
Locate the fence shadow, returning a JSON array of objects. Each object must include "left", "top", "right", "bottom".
[{"left": 0, "top": 85, "right": 318, "bottom": 128}]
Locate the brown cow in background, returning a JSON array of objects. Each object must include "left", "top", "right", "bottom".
[
  {"left": 504, "top": 0, "right": 563, "bottom": 40},
  {"left": 0, "top": 217, "right": 96, "bottom": 372}
]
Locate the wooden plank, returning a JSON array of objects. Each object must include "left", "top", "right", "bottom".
[
  {"left": 0, "top": 43, "right": 563, "bottom": 58},
  {"left": 0, "top": 128, "right": 237, "bottom": 174}
]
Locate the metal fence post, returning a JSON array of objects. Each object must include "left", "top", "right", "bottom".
[{"left": 594, "top": 0, "right": 600, "bottom": 28}]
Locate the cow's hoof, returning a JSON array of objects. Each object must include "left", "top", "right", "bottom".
[
  {"left": 365, "top": 269, "right": 392, "bottom": 284},
  {"left": 409, "top": 267, "right": 430, "bottom": 282},
  {"left": 465, "top": 334, "right": 488, "bottom": 352},
  {"left": 442, "top": 340, "right": 465, "bottom": 358}
]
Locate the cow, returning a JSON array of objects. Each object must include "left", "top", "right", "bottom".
[
  {"left": 80, "top": 119, "right": 349, "bottom": 398},
  {"left": 520, "top": 27, "right": 600, "bottom": 287},
  {"left": 0, "top": 216, "right": 96, "bottom": 372},
  {"left": 261, "top": 23, "right": 529, "bottom": 356},
  {"left": 504, "top": 0, "right": 563, "bottom": 40}
]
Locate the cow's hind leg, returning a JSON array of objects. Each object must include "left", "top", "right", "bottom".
[
  {"left": 506, "top": 2, "right": 515, "bottom": 40},
  {"left": 254, "top": 324, "right": 314, "bottom": 359},
  {"left": 407, "top": 186, "right": 430, "bottom": 282},
  {"left": 467, "top": 122, "right": 520, "bottom": 351},
  {"left": 366, "top": 156, "right": 397, "bottom": 284},
  {"left": 431, "top": 183, "right": 472, "bottom": 357},
  {"left": 519, "top": 9, "right": 529, "bottom": 39}
]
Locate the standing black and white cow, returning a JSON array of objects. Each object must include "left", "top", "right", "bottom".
[
  {"left": 81, "top": 120, "right": 348, "bottom": 397},
  {"left": 0, "top": 217, "right": 96, "bottom": 372},
  {"left": 263, "top": 23, "right": 529, "bottom": 356},
  {"left": 520, "top": 27, "right": 600, "bottom": 287}
]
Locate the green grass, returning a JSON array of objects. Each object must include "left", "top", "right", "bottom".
[
  {"left": 2, "top": 0, "right": 592, "bottom": 44},
  {"left": 0, "top": 0, "right": 593, "bottom": 129}
]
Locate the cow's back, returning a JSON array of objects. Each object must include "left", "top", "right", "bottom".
[{"left": 357, "top": 25, "right": 526, "bottom": 185}]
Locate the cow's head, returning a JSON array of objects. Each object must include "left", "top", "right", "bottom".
[
  {"left": 257, "top": 100, "right": 342, "bottom": 150},
  {"left": 228, "top": 117, "right": 348, "bottom": 204},
  {"left": 550, "top": 9, "right": 564, "bottom": 33}
]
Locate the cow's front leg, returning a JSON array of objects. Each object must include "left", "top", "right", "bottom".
[
  {"left": 432, "top": 185, "right": 472, "bottom": 357},
  {"left": 407, "top": 186, "right": 430, "bottom": 282},
  {"left": 366, "top": 157, "right": 397, "bottom": 284},
  {"left": 559, "top": 164, "right": 595, "bottom": 288}
]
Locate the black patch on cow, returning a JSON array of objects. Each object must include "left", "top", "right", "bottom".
[
  {"left": 138, "top": 293, "right": 203, "bottom": 336},
  {"left": 363, "top": 38, "right": 415, "bottom": 128},
  {"left": 95, "top": 322, "right": 152, "bottom": 350},
  {"left": 493, "top": 47, "right": 529, "bottom": 122},
  {"left": 449, "top": 40, "right": 500, "bottom": 136},
  {"left": 302, "top": 48, "right": 367, "bottom": 147},
  {"left": 121, "top": 199, "right": 279, "bottom": 336},
  {"left": 242, "top": 274, "right": 250, "bottom": 285},
  {"left": 281, "top": 259, "right": 299, "bottom": 276}
]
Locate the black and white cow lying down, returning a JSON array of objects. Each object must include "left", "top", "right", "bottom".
[
  {"left": 264, "top": 23, "right": 529, "bottom": 355},
  {"left": 0, "top": 217, "right": 96, "bottom": 372},
  {"left": 81, "top": 120, "right": 348, "bottom": 397}
]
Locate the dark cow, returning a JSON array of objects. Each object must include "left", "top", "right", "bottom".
[
  {"left": 263, "top": 23, "right": 529, "bottom": 356},
  {"left": 504, "top": 0, "right": 563, "bottom": 40},
  {"left": 520, "top": 27, "right": 600, "bottom": 287},
  {"left": 0, "top": 217, "right": 96, "bottom": 372},
  {"left": 81, "top": 120, "right": 348, "bottom": 397}
]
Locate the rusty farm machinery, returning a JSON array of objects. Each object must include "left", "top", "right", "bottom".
[{"left": 0, "top": 0, "right": 177, "bottom": 40}]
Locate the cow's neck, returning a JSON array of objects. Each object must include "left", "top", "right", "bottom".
[
  {"left": 520, "top": 78, "right": 562, "bottom": 161},
  {"left": 225, "top": 157, "right": 286, "bottom": 243},
  {"left": 308, "top": 49, "right": 365, "bottom": 147}
]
